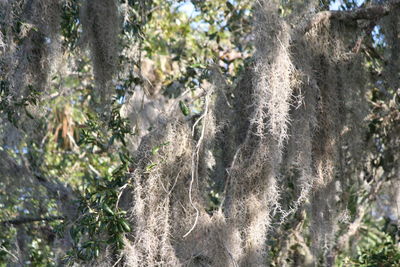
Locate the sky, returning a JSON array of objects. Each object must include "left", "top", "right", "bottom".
[
  {"left": 330, "top": 0, "right": 365, "bottom": 10},
  {"left": 176, "top": 1, "right": 196, "bottom": 16}
]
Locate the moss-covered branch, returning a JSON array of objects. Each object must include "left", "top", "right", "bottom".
[{"left": 306, "top": 1, "right": 400, "bottom": 31}]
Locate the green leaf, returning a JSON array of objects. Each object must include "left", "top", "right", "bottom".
[
  {"left": 151, "top": 146, "right": 160, "bottom": 155},
  {"left": 151, "top": 142, "right": 170, "bottom": 155},
  {"left": 94, "top": 248, "right": 99, "bottom": 258},
  {"left": 145, "top": 162, "right": 157, "bottom": 172},
  {"left": 82, "top": 241, "right": 94, "bottom": 248},
  {"left": 190, "top": 63, "right": 207, "bottom": 68},
  {"left": 103, "top": 204, "right": 115, "bottom": 216},
  {"left": 179, "top": 100, "right": 190, "bottom": 116},
  {"left": 120, "top": 220, "right": 131, "bottom": 232}
]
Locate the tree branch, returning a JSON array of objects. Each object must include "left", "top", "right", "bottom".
[
  {"left": 0, "top": 151, "right": 74, "bottom": 198},
  {"left": 306, "top": 1, "right": 400, "bottom": 32},
  {"left": 1, "top": 216, "right": 64, "bottom": 226},
  {"left": 0, "top": 151, "right": 78, "bottom": 219}
]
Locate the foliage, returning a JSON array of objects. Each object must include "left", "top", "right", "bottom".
[
  {"left": 0, "top": 0, "right": 399, "bottom": 266},
  {"left": 337, "top": 218, "right": 400, "bottom": 266}
]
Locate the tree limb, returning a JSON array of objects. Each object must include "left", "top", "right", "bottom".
[
  {"left": 306, "top": 1, "right": 400, "bottom": 32},
  {"left": 0, "top": 151, "right": 78, "bottom": 219},
  {"left": 0, "top": 151, "right": 73, "bottom": 198},
  {"left": 1, "top": 215, "right": 64, "bottom": 226}
]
